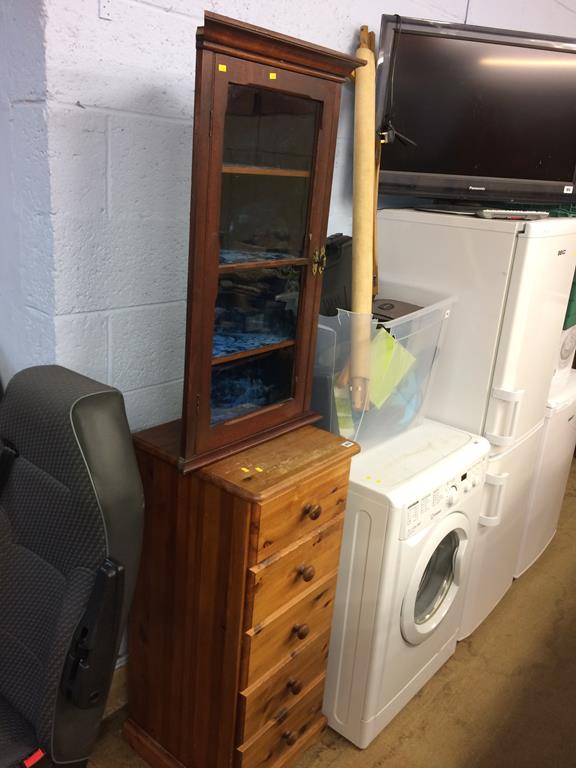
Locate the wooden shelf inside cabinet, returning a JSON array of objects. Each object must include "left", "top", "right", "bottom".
[
  {"left": 212, "top": 339, "right": 296, "bottom": 366},
  {"left": 222, "top": 164, "right": 311, "bottom": 178},
  {"left": 125, "top": 424, "right": 360, "bottom": 768},
  {"left": 180, "top": 10, "right": 364, "bottom": 467},
  {"left": 218, "top": 257, "right": 308, "bottom": 273}
]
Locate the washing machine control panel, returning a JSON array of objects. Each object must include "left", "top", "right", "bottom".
[{"left": 401, "top": 459, "right": 486, "bottom": 539}]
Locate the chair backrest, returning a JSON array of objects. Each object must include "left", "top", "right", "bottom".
[{"left": 0, "top": 365, "right": 144, "bottom": 763}]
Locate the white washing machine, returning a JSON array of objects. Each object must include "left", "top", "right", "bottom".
[
  {"left": 323, "top": 420, "right": 489, "bottom": 749},
  {"left": 515, "top": 370, "right": 576, "bottom": 577}
]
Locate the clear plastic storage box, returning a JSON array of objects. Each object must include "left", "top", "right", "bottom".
[{"left": 312, "top": 282, "right": 453, "bottom": 449}]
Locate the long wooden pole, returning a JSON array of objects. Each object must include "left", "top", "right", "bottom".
[{"left": 350, "top": 26, "right": 376, "bottom": 411}]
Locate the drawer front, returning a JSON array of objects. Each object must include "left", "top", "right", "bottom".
[
  {"left": 248, "top": 517, "right": 344, "bottom": 627},
  {"left": 244, "top": 573, "right": 337, "bottom": 686},
  {"left": 237, "top": 676, "right": 325, "bottom": 768},
  {"left": 257, "top": 463, "right": 349, "bottom": 559},
  {"left": 239, "top": 631, "right": 330, "bottom": 742}
]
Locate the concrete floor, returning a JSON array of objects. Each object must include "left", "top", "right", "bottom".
[{"left": 93, "top": 463, "right": 576, "bottom": 768}]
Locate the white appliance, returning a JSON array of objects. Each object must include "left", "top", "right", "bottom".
[
  {"left": 377, "top": 211, "right": 576, "bottom": 443},
  {"left": 459, "top": 420, "right": 542, "bottom": 638},
  {"left": 377, "top": 210, "right": 576, "bottom": 634},
  {"left": 515, "top": 370, "right": 576, "bottom": 578},
  {"left": 324, "top": 420, "right": 489, "bottom": 748}
]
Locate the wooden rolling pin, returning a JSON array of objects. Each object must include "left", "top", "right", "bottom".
[{"left": 350, "top": 25, "right": 376, "bottom": 412}]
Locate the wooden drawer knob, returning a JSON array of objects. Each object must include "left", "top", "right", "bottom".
[
  {"left": 303, "top": 503, "right": 322, "bottom": 521},
  {"left": 292, "top": 623, "right": 309, "bottom": 640},
  {"left": 286, "top": 678, "right": 303, "bottom": 695},
  {"left": 282, "top": 730, "right": 298, "bottom": 746},
  {"left": 297, "top": 564, "right": 316, "bottom": 582}
]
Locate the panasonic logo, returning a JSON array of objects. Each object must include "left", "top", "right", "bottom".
[{"left": 468, "top": 185, "right": 486, "bottom": 191}]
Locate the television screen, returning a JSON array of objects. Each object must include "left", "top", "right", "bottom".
[{"left": 377, "top": 16, "right": 576, "bottom": 204}]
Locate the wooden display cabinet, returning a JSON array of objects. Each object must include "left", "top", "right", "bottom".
[{"left": 180, "top": 12, "right": 364, "bottom": 469}]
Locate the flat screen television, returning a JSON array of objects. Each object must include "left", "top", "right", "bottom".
[{"left": 376, "top": 15, "right": 576, "bottom": 205}]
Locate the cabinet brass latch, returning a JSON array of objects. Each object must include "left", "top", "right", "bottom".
[{"left": 312, "top": 246, "right": 326, "bottom": 275}]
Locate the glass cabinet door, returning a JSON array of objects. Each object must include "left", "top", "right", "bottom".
[{"left": 208, "top": 80, "right": 322, "bottom": 427}]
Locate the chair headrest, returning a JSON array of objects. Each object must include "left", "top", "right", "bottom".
[{"left": 0, "top": 365, "right": 144, "bottom": 574}]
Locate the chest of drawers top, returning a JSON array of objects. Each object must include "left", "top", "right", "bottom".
[{"left": 197, "top": 426, "right": 358, "bottom": 502}]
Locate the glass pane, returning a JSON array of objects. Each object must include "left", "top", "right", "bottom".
[
  {"left": 210, "top": 348, "right": 294, "bottom": 425},
  {"left": 218, "top": 84, "right": 320, "bottom": 265},
  {"left": 219, "top": 174, "right": 310, "bottom": 264},
  {"left": 414, "top": 531, "right": 459, "bottom": 624},
  {"left": 223, "top": 86, "right": 319, "bottom": 171},
  {"left": 213, "top": 266, "right": 301, "bottom": 358}
]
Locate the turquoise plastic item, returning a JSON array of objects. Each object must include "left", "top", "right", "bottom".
[{"left": 564, "top": 272, "right": 576, "bottom": 330}]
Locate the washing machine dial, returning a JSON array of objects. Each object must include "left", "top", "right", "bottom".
[{"left": 446, "top": 484, "right": 459, "bottom": 507}]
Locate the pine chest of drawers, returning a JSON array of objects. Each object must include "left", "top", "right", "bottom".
[{"left": 124, "top": 424, "right": 359, "bottom": 768}]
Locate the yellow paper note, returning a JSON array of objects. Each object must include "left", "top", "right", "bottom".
[
  {"left": 369, "top": 329, "right": 415, "bottom": 409},
  {"left": 334, "top": 384, "right": 355, "bottom": 438}
]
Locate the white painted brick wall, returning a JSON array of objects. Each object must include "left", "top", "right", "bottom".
[
  {"left": 3, "top": 0, "right": 573, "bottom": 427},
  {"left": 122, "top": 378, "right": 185, "bottom": 431},
  {"left": 108, "top": 301, "right": 186, "bottom": 391},
  {"left": 45, "top": 0, "right": 198, "bottom": 118},
  {"left": 467, "top": 0, "right": 576, "bottom": 31},
  {"left": 11, "top": 105, "right": 55, "bottom": 316},
  {"left": 54, "top": 312, "right": 109, "bottom": 383},
  {"left": 4, "top": 0, "right": 48, "bottom": 102},
  {"left": 109, "top": 116, "right": 193, "bottom": 226},
  {"left": 48, "top": 106, "right": 108, "bottom": 219},
  {"left": 0, "top": 0, "right": 55, "bottom": 388}
]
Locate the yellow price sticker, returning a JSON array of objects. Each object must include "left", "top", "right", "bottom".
[
  {"left": 269, "top": 72, "right": 277, "bottom": 80},
  {"left": 218, "top": 63, "right": 227, "bottom": 72}
]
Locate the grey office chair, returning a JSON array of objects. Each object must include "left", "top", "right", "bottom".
[{"left": 0, "top": 365, "right": 144, "bottom": 767}]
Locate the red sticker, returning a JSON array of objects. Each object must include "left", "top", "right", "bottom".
[{"left": 23, "top": 749, "right": 46, "bottom": 768}]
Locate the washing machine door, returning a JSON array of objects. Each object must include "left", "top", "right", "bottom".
[{"left": 401, "top": 512, "right": 471, "bottom": 646}]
